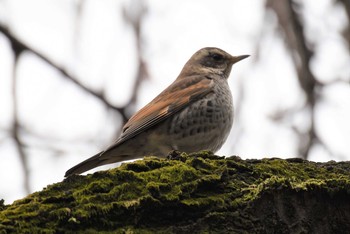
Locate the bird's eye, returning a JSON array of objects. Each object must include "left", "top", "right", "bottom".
[{"left": 211, "top": 53, "right": 223, "bottom": 61}]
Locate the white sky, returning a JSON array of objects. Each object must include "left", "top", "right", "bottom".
[{"left": 0, "top": 0, "right": 349, "bottom": 203}]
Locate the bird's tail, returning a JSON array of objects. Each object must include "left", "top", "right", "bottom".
[{"left": 65, "top": 152, "right": 108, "bottom": 177}]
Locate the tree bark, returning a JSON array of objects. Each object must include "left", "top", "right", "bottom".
[{"left": 1, "top": 152, "right": 350, "bottom": 233}]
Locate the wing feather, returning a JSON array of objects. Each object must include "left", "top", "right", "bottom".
[{"left": 103, "top": 75, "right": 214, "bottom": 153}]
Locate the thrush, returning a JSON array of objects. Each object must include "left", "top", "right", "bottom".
[{"left": 65, "top": 47, "right": 249, "bottom": 177}]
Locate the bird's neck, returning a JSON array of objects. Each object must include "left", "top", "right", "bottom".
[{"left": 178, "top": 64, "right": 227, "bottom": 79}]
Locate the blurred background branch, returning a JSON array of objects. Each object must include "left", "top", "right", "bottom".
[
  {"left": 0, "top": 24, "right": 128, "bottom": 118},
  {"left": 10, "top": 37, "right": 30, "bottom": 193},
  {"left": 0, "top": 0, "right": 149, "bottom": 196},
  {"left": 266, "top": 0, "right": 350, "bottom": 159}
]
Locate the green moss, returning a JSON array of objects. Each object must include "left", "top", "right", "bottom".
[{"left": 1, "top": 152, "right": 350, "bottom": 233}]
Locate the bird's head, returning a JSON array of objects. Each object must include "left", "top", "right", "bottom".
[{"left": 179, "top": 47, "right": 249, "bottom": 79}]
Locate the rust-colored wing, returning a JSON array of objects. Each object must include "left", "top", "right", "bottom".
[{"left": 104, "top": 75, "right": 214, "bottom": 152}]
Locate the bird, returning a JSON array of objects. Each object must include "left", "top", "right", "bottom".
[{"left": 65, "top": 47, "right": 249, "bottom": 177}]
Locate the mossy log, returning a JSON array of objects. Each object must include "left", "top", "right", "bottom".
[{"left": 1, "top": 151, "right": 350, "bottom": 233}]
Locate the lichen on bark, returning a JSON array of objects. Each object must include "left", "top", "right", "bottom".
[{"left": 1, "top": 151, "right": 350, "bottom": 233}]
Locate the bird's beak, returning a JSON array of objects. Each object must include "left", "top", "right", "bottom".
[{"left": 230, "top": 55, "right": 250, "bottom": 64}]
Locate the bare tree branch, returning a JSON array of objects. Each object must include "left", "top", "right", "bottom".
[
  {"left": 0, "top": 23, "right": 129, "bottom": 122},
  {"left": 0, "top": 16, "right": 149, "bottom": 194},
  {"left": 105, "top": 0, "right": 150, "bottom": 139},
  {"left": 266, "top": 0, "right": 327, "bottom": 159},
  {"left": 123, "top": 0, "right": 149, "bottom": 108},
  {"left": 10, "top": 42, "right": 30, "bottom": 194}
]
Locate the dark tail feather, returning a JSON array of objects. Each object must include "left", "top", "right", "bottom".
[{"left": 65, "top": 152, "right": 107, "bottom": 177}]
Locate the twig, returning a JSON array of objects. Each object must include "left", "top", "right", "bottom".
[
  {"left": 10, "top": 43, "right": 30, "bottom": 194},
  {"left": 123, "top": 0, "right": 149, "bottom": 108},
  {"left": 110, "top": 0, "right": 149, "bottom": 137}
]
